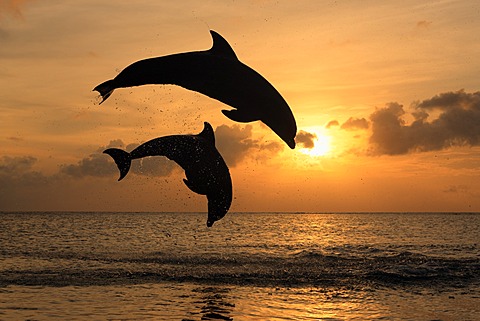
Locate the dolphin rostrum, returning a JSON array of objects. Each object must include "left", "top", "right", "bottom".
[
  {"left": 93, "top": 30, "right": 297, "bottom": 149},
  {"left": 103, "top": 122, "right": 232, "bottom": 227}
]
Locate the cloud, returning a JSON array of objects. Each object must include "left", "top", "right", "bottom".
[
  {"left": 0, "top": 155, "right": 52, "bottom": 188},
  {"left": 127, "top": 143, "right": 177, "bottom": 178},
  {"left": 59, "top": 152, "right": 118, "bottom": 178},
  {"left": 60, "top": 122, "right": 281, "bottom": 179},
  {"left": 326, "top": 120, "right": 339, "bottom": 129},
  {"left": 295, "top": 130, "right": 316, "bottom": 149},
  {"left": 416, "top": 90, "right": 480, "bottom": 110},
  {"left": 59, "top": 140, "right": 122, "bottom": 178},
  {"left": 340, "top": 117, "right": 369, "bottom": 130},
  {"left": 0, "top": 155, "right": 35, "bottom": 171},
  {"left": 59, "top": 140, "right": 177, "bottom": 179},
  {"left": 369, "top": 102, "right": 410, "bottom": 155},
  {"left": 214, "top": 124, "right": 283, "bottom": 166},
  {"left": 2, "top": 123, "right": 282, "bottom": 192},
  {"left": 368, "top": 90, "right": 480, "bottom": 155},
  {"left": 0, "top": 155, "right": 57, "bottom": 209}
]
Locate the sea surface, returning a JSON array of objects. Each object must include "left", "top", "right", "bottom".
[{"left": 0, "top": 212, "right": 479, "bottom": 320}]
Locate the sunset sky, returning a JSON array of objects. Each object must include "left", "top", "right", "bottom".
[{"left": 1, "top": 0, "right": 480, "bottom": 213}]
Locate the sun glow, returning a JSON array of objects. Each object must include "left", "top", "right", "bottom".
[{"left": 299, "top": 129, "right": 332, "bottom": 157}]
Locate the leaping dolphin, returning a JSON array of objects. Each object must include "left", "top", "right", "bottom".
[
  {"left": 103, "top": 122, "right": 232, "bottom": 227},
  {"left": 93, "top": 30, "right": 297, "bottom": 149}
]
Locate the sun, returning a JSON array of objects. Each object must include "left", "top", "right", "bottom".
[{"left": 299, "top": 129, "right": 332, "bottom": 157}]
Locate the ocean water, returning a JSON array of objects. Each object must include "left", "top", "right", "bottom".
[{"left": 0, "top": 212, "right": 478, "bottom": 320}]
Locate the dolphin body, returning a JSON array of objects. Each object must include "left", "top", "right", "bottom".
[
  {"left": 103, "top": 122, "right": 232, "bottom": 227},
  {"left": 93, "top": 30, "right": 297, "bottom": 149}
]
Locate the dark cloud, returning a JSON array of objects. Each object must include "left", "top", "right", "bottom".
[
  {"left": 0, "top": 155, "right": 52, "bottom": 187},
  {"left": 106, "top": 139, "right": 124, "bottom": 149},
  {"left": 59, "top": 152, "right": 118, "bottom": 178},
  {"left": 341, "top": 117, "right": 369, "bottom": 130},
  {"left": 326, "top": 120, "right": 339, "bottom": 129},
  {"left": 214, "top": 124, "right": 283, "bottom": 166},
  {"left": 126, "top": 141, "right": 177, "bottom": 178},
  {"left": 214, "top": 124, "right": 255, "bottom": 167},
  {"left": 132, "top": 156, "right": 176, "bottom": 177},
  {"left": 295, "top": 130, "right": 316, "bottom": 149},
  {"left": 2, "top": 124, "right": 282, "bottom": 191},
  {"left": 59, "top": 124, "right": 283, "bottom": 180},
  {"left": 65, "top": 124, "right": 284, "bottom": 178},
  {"left": 0, "top": 155, "right": 56, "bottom": 209},
  {"left": 369, "top": 102, "right": 409, "bottom": 155},
  {"left": 0, "top": 155, "right": 35, "bottom": 171},
  {"left": 416, "top": 90, "right": 480, "bottom": 110},
  {"left": 58, "top": 140, "right": 125, "bottom": 178},
  {"left": 122, "top": 142, "right": 176, "bottom": 177},
  {"left": 369, "top": 90, "right": 480, "bottom": 155},
  {"left": 60, "top": 140, "right": 176, "bottom": 179}
]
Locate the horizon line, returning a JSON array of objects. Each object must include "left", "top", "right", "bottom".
[{"left": 1, "top": 211, "right": 479, "bottom": 215}]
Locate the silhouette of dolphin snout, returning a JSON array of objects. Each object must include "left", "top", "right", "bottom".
[
  {"left": 93, "top": 30, "right": 297, "bottom": 148},
  {"left": 103, "top": 122, "right": 232, "bottom": 227}
]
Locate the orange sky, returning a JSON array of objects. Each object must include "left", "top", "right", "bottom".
[{"left": 1, "top": 0, "right": 480, "bottom": 213}]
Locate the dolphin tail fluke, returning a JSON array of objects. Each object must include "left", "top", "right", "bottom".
[
  {"left": 103, "top": 148, "right": 131, "bottom": 181},
  {"left": 93, "top": 79, "right": 115, "bottom": 104}
]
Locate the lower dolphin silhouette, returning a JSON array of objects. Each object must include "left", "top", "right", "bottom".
[
  {"left": 103, "top": 122, "right": 232, "bottom": 227},
  {"left": 93, "top": 30, "right": 297, "bottom": 149}
]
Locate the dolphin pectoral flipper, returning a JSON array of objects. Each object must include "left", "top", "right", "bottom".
[
  {"left": 183, "top": 178, "right": 207, "bottom": 195},
  {"left": 222, "top": 109, "right": 260, "bottom": 123}
]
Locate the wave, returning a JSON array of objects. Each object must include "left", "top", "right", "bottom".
[{"left": 2, "top": 250, "right": 479, "bottom": 290}]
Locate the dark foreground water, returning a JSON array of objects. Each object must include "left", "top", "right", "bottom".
[{"left": 0, "top": 212, "right": 479, "bottom": 320}]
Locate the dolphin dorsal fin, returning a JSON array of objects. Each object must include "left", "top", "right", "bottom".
[
  {"left": 209, "top": 30, "right": 238, "bottom": 60},
  {"left": 197, "top": 122, "right": 215, "bottom": 145}
]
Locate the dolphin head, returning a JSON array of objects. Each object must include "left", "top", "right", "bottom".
[
  {"left": 285, "top": 136, "right": 296, "bottom": 149},
  {"left": 276, "top": 116, "right": 297, "bottom": 149},
  {"left": 206, "top": 189, "right": 232, "bottom": 227},
  {"left": 262, "top": 115, "right": 297, "bottom": 149}
]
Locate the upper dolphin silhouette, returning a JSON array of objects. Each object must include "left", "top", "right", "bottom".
[
  {"left": 93, "top": 30, "right": 297, "bottom": 149},
  {"left": 103, "top": 122, "right": 232, "bottom": 227}
]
